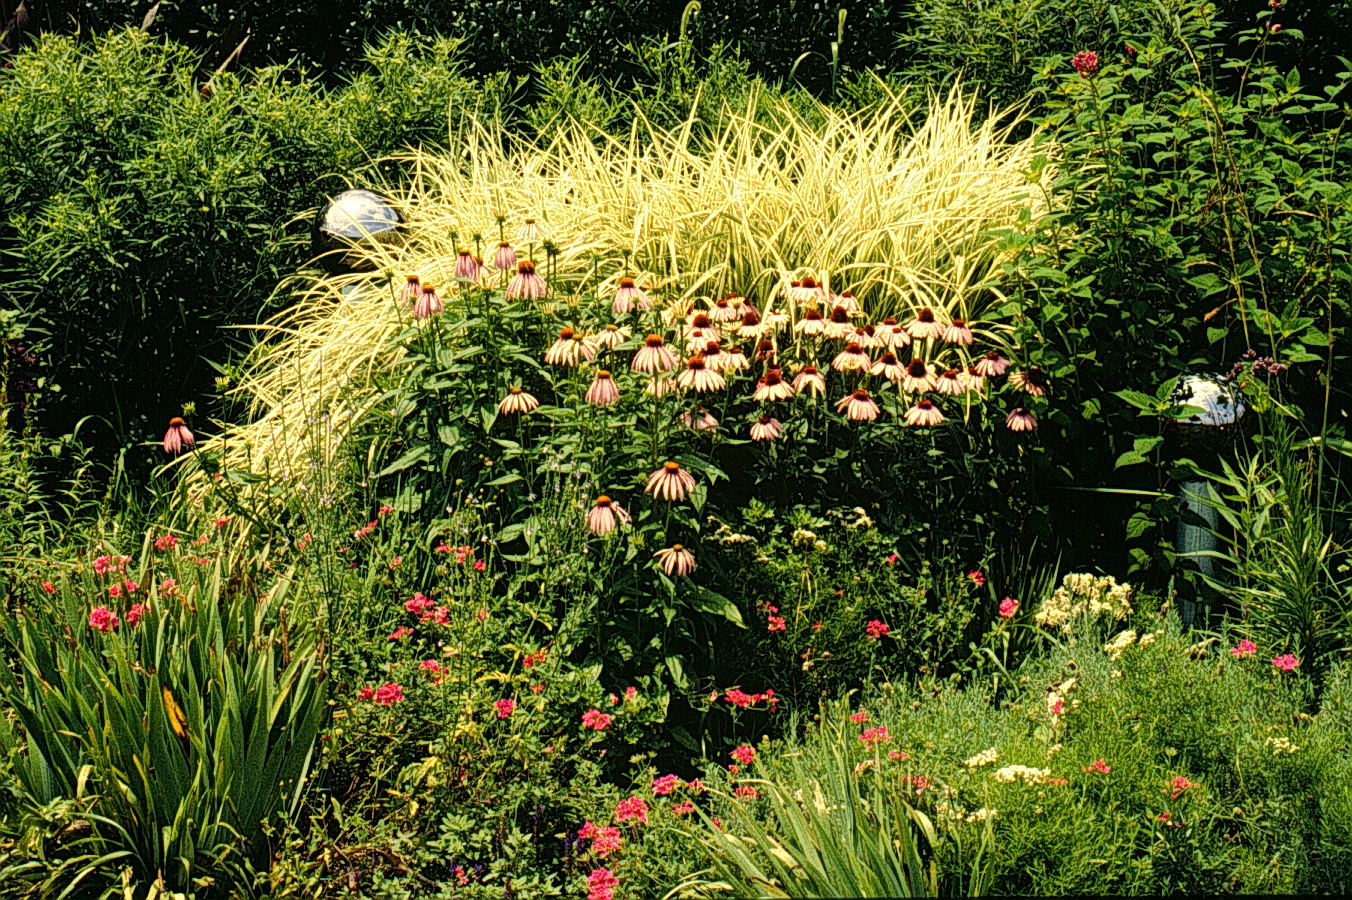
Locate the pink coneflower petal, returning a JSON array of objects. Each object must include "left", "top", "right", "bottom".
[
  {"left": 792, "top": 365, "right": 826, "bottom": 397},
  {"left": 835, "top": 389, "right": 880, "bottom": 422},
  {"left": 632, "top": 335, "right": 679, "bottom": 374},
  {"left": 498, "top": 386, "right": 540, "bottom": 415},
  {"left": 737, "top": 309, "right": 765, "bottom": 339},
  {"left": 614, "top": 276, "right": 652, "bottom": 314},
  {"left": 824, "top": 306, "right": 854, "bottom": 340},
  {"left": 676, "top": 355, "right": 727, "bottom": 393},
  {"left": 492, "top": 242, "right": 517, "bottom": 271},
  {"left": 794, "top": 308, "right": 827, "bottom": 336},
  {"left": 1009, "top": 368, "right": 1050, "bottom": 397},
  {"left": 544, "top": 326, "right": 595, "bottom": 366},
  {"left": 686, "top": 312, "right": 718, "bottom": 346},
  {"left": 587, "top": 495, "right": 631, "bottom": 536},
  {"left": 506, "top": 260, "right": 550, "bottom": 301},
  {"left": 516, "top": 218, "right": 544, "bottom": 243},
  {"left": 869, "top": 351, "right": 905, "bottom": 382},
  {"left": 586, "top": 371, "right": 621, "bottom": 406},
  {"left": 961, "top": 366, "right": 986, "bottom": 394},
  {"left": 681, "top": 407, "right": 719, "bottom": 431},
  {"left": 710, "top": 295, "right": 739, "bottom": 322},
  {"left": 397, "top": 274, "right": 421, "bottom": 305},
  {"left": 1005, "top": 407, "right": 1038, "bottom": 432},
  {"left": 902, "top": 359, "right": 936, "bottom": 394},
  {"left": 700, "top": 340, "right": 726, "bottom": 370},
  {"left": 831, "top": 341, "right": 871, "bottom": 372},
  {"left": 852, "top": 325, "right": 881, "bottom": 349},
  {"left": 646, "top": 462, "right": 697, "bottom": 501},
  {"left": 943, "top": 318, "right": 974, "bottom": 345},
  {"left": 753, "top": 370, "right": 796, "bottom": 402},
  {"left": 162, "top": 417, "right": 195, "bottom": 454},
  {"left": 906, "top": 307, "right": 944, "bottom": 340},
  {"left": 454, "top": 251, "right": 478, "bottom": 280},
  {"left": 750, "top": 416, "right": 783, "bottom": 441},
  {"left": 973, "top": 351, "right": 1009, "bottom": 378},
  {"left": 723, "top": 346, "right": 750, "bottom": 372},
  {"left": 935, "top": 368, "right": 965, "bottom": 395},
  {"left": 654, "top": 544, "right": 696, "bottom": 577},
  {"left": 835, "top": 290, "right": 862, "bottom": 313},
  {"left": 413, "top": 283, "right": 444, "bottom": 321},
  {"left": 904, "top": 399, "right": 945, "bottom": 427},
  {"left": 790, "top": 276, "right": 828, "bottom": 305},
  {"left": 644, "top": 376, "right": 677, "bottom": 397}
]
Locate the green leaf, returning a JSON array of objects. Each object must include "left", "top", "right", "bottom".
[
  {"left": 375, "top": 444, "right": 431, "bottom": 477},
  {"left": 693, "top": 588, "right": 745, "bottom": 628}
]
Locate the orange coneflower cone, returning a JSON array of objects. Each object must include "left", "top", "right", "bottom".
[{"left": 586, "top": 496, "right": 631, "bottom": 536}]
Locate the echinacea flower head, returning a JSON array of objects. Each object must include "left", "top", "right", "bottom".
[
  {"left": 710, "top": 294, "right": 739, "bottom": 322},
  {"left": 587, "top": 495, "right": 631, "bottom": 536},
  {"left": 397, "top": 274, "right": 420, "bottom": 304},
  {"left": 723, "top": 346, "right": 750, "bottom": 371},
  {"left": 792, "top": 364, "right": 826, "bottom": 396},
  {"left": 585, "top": 371, "right": 621, "bottom": 406},
  {"left": 646, "top": 461, "right": 696, "bottom": 501},
  {"left": 498, "top": 386, "right": 540, "bottom": 415},
  {"left": 654, "top": 544, "right": 697, "bottom": 577},
  {"left": 790, "top": 275, "right": 828, "bottom": 305},
  {"left": 753, "top": 339, "right": 776, "bottom": 362},
  {"left": 492, "top": 241, "right": 517, "bottom": 271},
  {"left": 907, "top": 307, "right": 944, "bottom": 340},
  {"left": 516, "top": 218, "right": 544, "bottom": 243},
  {"left": 877, "top": 317, "right": 912, "bottom": 349},
  {"left": 506, "top": 260, "right": 550, "bottom": 301},
  {"left": 1009, "top": 368, "right": 1050, "bottom": 397},
  {"left": 686, "top": 312, "right": 718, "bottom": 345},
  {"left": 836, "top": 290, "right": 862, "bottom": 313},
  {"left": 974, "top": 351, "right": 1009, "bottom": 377},
  {"left": 753, "top": 370, "right": 795, "bottom": 402},
  {"left": 613, "top": 276, "right": 652, "bottom": 314},
  {"left": 676, "top": 355, "right": 727, "bottom": 393},
  {"left": 545, "top": 326, "right": 595, "bottom": 366},
  {"left": 852, "top": 325, "right": 881, "bottom": 349},
  {"left": 869, "top": 351, "right": 905, "bottom": 382},
  {"left": 700, "top": 341, "right": 726, "bottom": 369},
  {"left": 737, "top": 309, "right": 765, "bottom": 339},
  {"left": 413, "top": 283, "right": 444, "bottom": 320},
  {"left": 961, "top": 366, "right": 986, "bottom": 394},
  {"left": 905, "top": 399, "right": 945, "bottom": 427},
  {"left": 943, "top": 318, "right": 974, "bottom": 345},
  {"left": 902, "top": 358, "right": 936, "bottom": 394},
  {"left": 794, "top": 307, "right": 826, "bottom": 336},
  {"left": 632, "top": 334, "right": 678, "bottom": 374},
  {"left": 89, "top": 606, "right": 119, "bottom": 632},
  {"left": 1072, "top": 50, "right": 1099, "bottom": 77},
  {"left": 681, "top": 407, "right": 719, "bottom": 431},
  {"left": 162, "top": 417, "right": 195, "bottom": 454},
  {"left": 832, "top": 341, "right": 871, "bottom": 372},
  {"left": 454, "top": 251, "right": 477, "bottom": 280},
  {"left": 644, "top": 375, "right": 677, "bottom": 397},
  {"left": 935, "top": 368, "right": 965, "bottom": 395},
  {"left": 825, "top": 305, "right": 855, "bottom": 339},
  {"left": 765, "top": 309, "right": 790, "bottom": 331},
  {"left": 1005, "top": 407, "right": 1037, "bottom": 432},
  {"left": 750, "top": 416, "right": 783, "bottom": 441},
  {"left": 591, "top": 323, "right": 629, "bottom": 351},
  {"left": 836, "top": 388, "right": 880, "bottom": 422}
]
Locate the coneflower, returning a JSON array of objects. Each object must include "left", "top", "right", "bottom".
[
  {"left": 753, "top": 339, "right": 776, "bottom": 363},
  {"left": 904, "top": 399, "right": 945, "bottom": 427},
  {"left": 585, "top": 371, "right": 621, "bottom": 406},
  {"left": 835, "top": 389, "right": 880, "bottom": 422},
  {"left": 960, "top": 366, "right": 986, "bottom": 394},
  {"left": 454, "top": 251, "right": 478, "bottom": 280},
  {"left": 906, "top": 307, "right": 944, "bottom": 340},
  {"left": 877, "top": 317, "right": 912, "bottom": 349},
  {"left": 654, "top": 544, "right": 696, "bottom": 577},
  {"left": 852, "top": 325, "right": 881, "bottom": 349},
  {"left": 794, "top": 308, "right": 827, "bottom": 336},
  {"left": 792, "top": 364, "right": 826, "bottom": 397},
  {"left": 632, "top": 335, "right": 678, "bottom": 374},
  {"left": 832, "top": 341, "right": 871, "bottom": 372},
  {"left": 935, "top": 368, "right": 965, "bottom": 395},
  {"left": 902, "top": 358, "right": 936, "bottom": 394},
  {"left": 1009, "top": 368, "right": 1050, "bottom": 397},
  {"left": 835, "top": 290, "right": 862, "bottom": 314},
  {"left": 506, "top": 260, "right": 549, "bottom": 301},
  {"left": 676, "top": 355, "right": 727, "bottom": 393},
  {"left": 413, "top": 283, "right": 444, "bottom": 321},
  {"left": 764, "top": 309, "right": 790, "bottom": 331},
  {"left": 700, "top": 340, "right": 726, "bottom": 370},
  {"left": 750, "top": 416, "right": 783, "bottom": 441},
  {"left": 162, "top": 417, "right": 195, "bottom": 454},
  {"left": 869, "top": 351, "right": 905, "bottom": 382},
  {"left": 1006, "top": 407, "right": 1038, "bottom": 432},
  {"left": 710, "top": 295, "right": 739, "bottom": 322},
  {"left": 397, "top": 274, "right": 420, "bottom": 305},
  {"left": 824, "top": 306, "right": 854, "bottom": 340},
  {"left": 613, "top": 276, "right": 652, "bottom": 314},
  {"left": 791, "top": 276, "right": 828, "bottom": 305},
  {"left": 492, "top": 242, "right": 518, "bottom": 271},
  {"left": 737, "top": 309, "right": 765, "bottom": 339},
  {"left": 943, "top": 318, "right": 974, "bottom": 345},
  {"left": 544, "top": 327, "right": 595, "bottom": 367},
  {"left": 686, "top": 312, "right": 718, "bottom": 345},
  {"left": 723, "top": 346, "right": 750, "bottom": 372},
  {"left": 644, "top": 376, "right": 677, "bottom": 397},
  {"left": 516, "top": 218, "right": 544, "bottom": 243},
  {"left": 498, "top": 386, "right": 540, "bottom": 415},
  {"left": 586, "top": 495, "right": 631, "bottom": 536},
  {"left": 973, "top": 351, "right": 1009, "bottom": 377},
  {"left": 590, "top": 323, "right": 630, "bottom": 351},
  {"left": 753, "top": 370, "right": 795, "bottom": 402},
  {"left": 726, "top": 292, "right": 758, "bottom": 317},
  {"left": 681, "top": 407, "right": 719, "bottom": 431},
  {"left": 646, "top": 461, "right": 696, "bottom": 501}
]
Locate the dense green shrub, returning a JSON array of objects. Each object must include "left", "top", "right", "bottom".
[{"left": 0, "top": 28, "right": 511, "bottom": 450}]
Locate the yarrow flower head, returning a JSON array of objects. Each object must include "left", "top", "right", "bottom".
[
  {"left": 652, "top": 774, "right": 682, "bottom": 795},
  {"left": 586, "top": 867, "right": 620, "bottom": 900},
  {"left": 859, "top": 726, "right": 891, "bottom": 748},
  {"left": 1072, "top": 50, "right": 1099, "bottom": 77}
]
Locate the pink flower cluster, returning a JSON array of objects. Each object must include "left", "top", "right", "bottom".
[
  {"left": 614, "top": 794, "right": 649, "bottom": 825},
  {"left": 154, "top": 534, "right": 180, "bottom": 552},
  {"left": 495, "top": 698, "right": 515, "bottom": 718},
  {"left": 1072, "top": 50, "right": 1099, "bottom": 77},
  {"left": 89, "top": 606, "right": 119, "bottom": 632},
  {"left": 730, "top": 744, "right": 757, "bottom": 766},
  {"left": 998, "top": 597, "right": 1020, "bottom": 619},
  {"left": 849, "top": 710, "right": 869, "bottom": 723},
  {"left": 718, "top": 688, "right": 779, "bottom": 710},
  {"left": 1083, "top": 759, "right": 1111, "bottom": 775},
  {"left": 404, "top": 592, "right": 452, "bottom": 626},
  {"left": 859, "top": 726, "right": 891, "bottom": 748},
  {"left": 522, "top": 648, "right": 548, "bottom": 669},
  {"left": 865, "top": 619, "right": 890, "bottom": 640},
  {"left": 586, "top": 867, "right": 619, "bottom": 900},
  {"left": 92, "top": 554, "right": 131, "bottom": 576},
  {"left": 1272, "top": 653, "right": 1300, "bottom": 672},
  {"left": 968, "top": 570, "right": 986, "bottom": 587},
  {"left": 126, "top": 603, "right": 149, "bottom": 627},
  {"left": 652, "top": 774, "right": 682, "bottom": 795},
  {"left": 582, "top": 709, "right": 612, "bottom": 731},
  {"left": 733, "top": 785, "right": 760, "bottom": 800},
  {"left": 357, "top": 683, "right": 405, "bottom": 705},
  {"left": 1231, "top": 639, "right": 1257, "bottom": 658},
  {"left": 1167, "top": 775, "right": 1197, "bottom": 800},
  {"left": 579, "top": 821, "right": 622, "bottom": 857}
]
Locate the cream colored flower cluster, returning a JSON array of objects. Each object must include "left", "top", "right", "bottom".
[
  {"left": 1265, "top": 736, "right": 1301, "bottom": 755},
  {"left": 1034, "top": 573, "right": 1134, "bottom": 632},
  {"left": 993, "top": 764, "right": 1050, "bottom": 784},
  {"left": 1103, "top": 629, "right": 1138, "bottom": 661},
  {"left": 964, "top": 747, "right": 999, "bottom": 768}
]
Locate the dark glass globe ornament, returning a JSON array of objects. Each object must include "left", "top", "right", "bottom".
[{"left": 311, "top": 189, "right": 403, "bottom": 273}]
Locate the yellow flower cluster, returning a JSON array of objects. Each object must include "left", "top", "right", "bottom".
[
  {"left": 994, "top": 764, "right": 1051, "bottom": 784},
  {"left": 1265, "top": 736, "right": 1301, "bottom": 755},
  {"left": 1034, "top": 573, "right": 1134, "bottom": 633},
  {"left": 964, "top": 747, "right": 999, "bottom": 768},
  {"left": 1103, "top": 629, "right": 1138, "bottom": 661}
]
